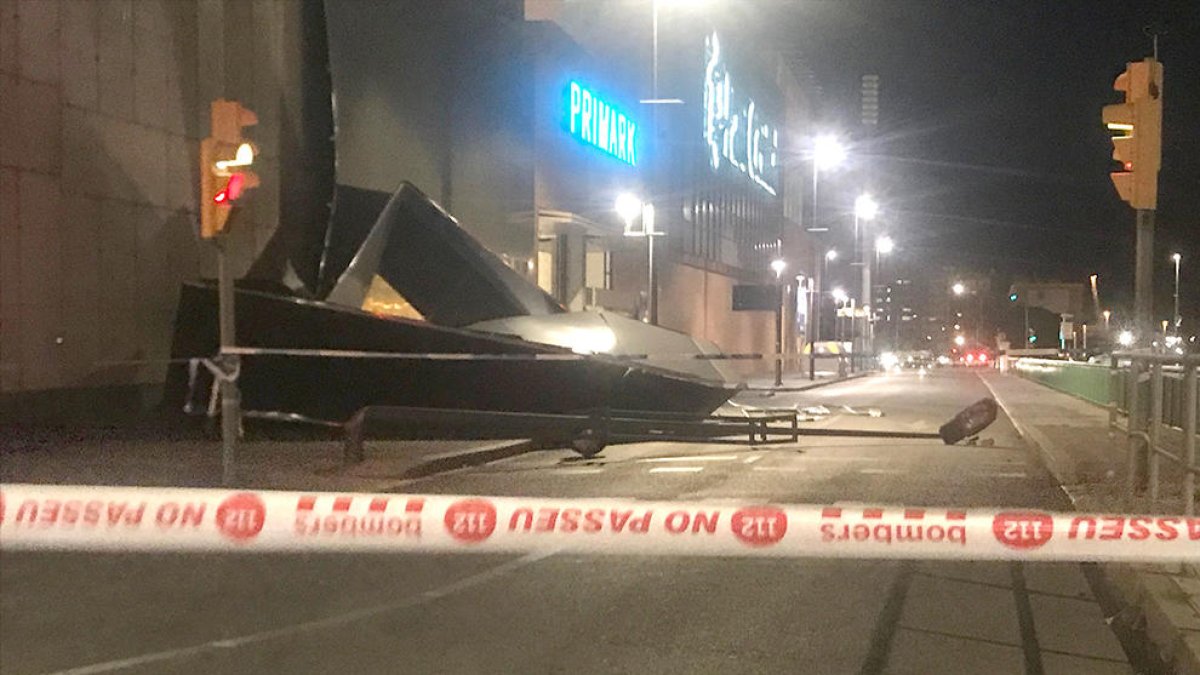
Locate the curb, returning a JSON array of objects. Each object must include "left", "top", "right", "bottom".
[
  {"left": 744, "top": 370, "right": 875, "bottom": 393},
  {"left": 980, "top": 373, "right": 1200, "bottom": 675}
]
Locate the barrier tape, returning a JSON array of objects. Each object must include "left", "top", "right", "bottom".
[
  {"left": 2, "top": 485, "right": 1196, "bottom": 562},
  {"left": 220, "top": 346, "right": 767, "bottom": 361}
]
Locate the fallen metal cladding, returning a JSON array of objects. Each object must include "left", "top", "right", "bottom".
[{"left": 166, "top": 182, "right": 736, "bottom": 425}]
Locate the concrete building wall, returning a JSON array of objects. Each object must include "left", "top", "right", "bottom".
[{"left": 1, "top": 0, "right": 308, "bottom": 421}]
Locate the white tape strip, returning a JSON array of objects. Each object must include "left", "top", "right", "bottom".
[
  {"left": 219, "top": 346, "right": 767, "bottom": 362},
  {"left": 3, "top": 485, "right": 1195, "bottom": 562}
]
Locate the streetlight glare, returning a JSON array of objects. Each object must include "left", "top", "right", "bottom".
[
  {"left": 854, "top": 194, "right": 878, "bottom": 221},
  {"left": 825, "top": 249, "right": 838, "bottom": 261},
  {"left": 952, "top": 282, "right": 966, "bottom": 296},
  {"left": 813, "top": 135, "right": 846, "bottom": 171},
  {"left": 875, "top": 236, "right": 894, "bottom": 254},
  {"left": 615, "top": 193, "right": 643, "bottom": 227},
  {"left": 1171, "top": 252, "right": 1182, "bottom": 263},
  {"left": 1118, "top": 330, "right": 1135, "bottom": 347},
  {"left": 954, "top": 335, "right": 966, "bottom": 346},
  {"left": 832, "top": 288, "right": 848, "bottom": 303},
  {"left": 770, "top": 258, "right": 787, "bottom": 277}
]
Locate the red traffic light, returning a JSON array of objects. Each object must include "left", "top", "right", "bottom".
[{"left": 213, "top": 174, "right": 246, "bottom": 204}]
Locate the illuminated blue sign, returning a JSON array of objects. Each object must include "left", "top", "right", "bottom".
[
  {"left": 703, "top": 32, "right": 779, "bottom": 195},
  {"left": 566, "top": 81, "right": 638, "bottom": 166}
]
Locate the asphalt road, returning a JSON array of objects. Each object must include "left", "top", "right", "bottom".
[{"left": 0, "top": 369, "right": 1135, "bottom": 674}]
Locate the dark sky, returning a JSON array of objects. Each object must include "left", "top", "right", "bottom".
[{"left": 753, "top": 0, "right": 1199, "bottom": 326}]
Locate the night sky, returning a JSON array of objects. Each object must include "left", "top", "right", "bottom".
[{"left": 747, "top": 0, "right": 1199, "bottom": 327}]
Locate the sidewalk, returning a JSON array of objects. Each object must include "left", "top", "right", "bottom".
[
  {"left": 0, "top": 431, "right": 533, "bottom": 492},
  {"left": 981, "top": 371, "right": 1200, "bottom": 674},
  {"left": 742, "top": 369, "right": 873, "bottom": 392}
]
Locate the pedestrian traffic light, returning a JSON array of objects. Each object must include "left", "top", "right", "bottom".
[
  {"left": 1101, "top": 57, "right": 1163, "bottom": 210},
  {"left": 200, "top": 99, "right": 260, "bottom": 238}
]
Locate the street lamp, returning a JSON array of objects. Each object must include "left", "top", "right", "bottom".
[
  {"left": 854, "top": 194, "right": 879, "bottom": 356},
  {"left": 770, "top": 258, "right": 787, "bottom": 279},
  {"left": 952, "top": 282, "right": 966, "bottom": 296},
  {"left": 1171, "top": 253, "right": 1182, "bottom": 334},
  {"left": 807, "top": 139, "right": 845, "bottom": 379},
  {"left": 1103, "top": 310, "right": 1112, "bottom": 332},
  {"left": 770, "top": 258, "right": 787, "bottom": 386},
  {"left": 616, "top": 194, "right": 659, "bottom": 324},
  {"left": 1118, "top": 330, "right": 1135, "bottom": 347}
]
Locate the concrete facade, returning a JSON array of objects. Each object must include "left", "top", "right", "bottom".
[{"left": 1, "top": 0, "right": 312, "bottom": 421}]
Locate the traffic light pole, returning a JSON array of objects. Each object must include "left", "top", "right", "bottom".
[
  {"left": 216, "top": 216, "right": 241, "bottom": 487},
  {"left": 1134, "top": 209, "right": 1154, "bottom": 341}
]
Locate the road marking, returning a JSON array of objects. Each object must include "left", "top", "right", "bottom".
[
  {"left": 743, "top": 454, "right": 765, "bottom": 464},
  {"left": 639, "top": 454, "right": 739, "bottom": 463},
  {"left": 47, "top": 551, "right": 554, "bottom": 675},
  {"left": 987, "top": 471, "right": 1028, "bottom": 479},
  {"left": 752, "top": 466, "right": 807, "bottom": 472},
  {"left": 551, "top": 467, "right": 605, "bottom": 475},
  {"left": 648, "top": 466, "right": 704, "bottom": 474},
  {"left": 859, "top": 468, "right": 906, "bottom": 475}
]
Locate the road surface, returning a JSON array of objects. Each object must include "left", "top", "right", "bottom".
[{"left": 0, "top": 369, "right": 1135, "bottom": 674}]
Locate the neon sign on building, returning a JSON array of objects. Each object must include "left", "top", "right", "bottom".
[
  {"left": 566, "top": 81, "right": 638, "bottom": 166},
  {"left": 703, "top": 32, "right": 779, "bottom": 195}
]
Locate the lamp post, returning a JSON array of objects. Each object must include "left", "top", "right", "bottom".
[
  {"left": 854, "top": 194, "right": 878, "bottom": 358},
  {"left": 807, "top": 137, "right": 845, "bottom": 380},
  {"left": 1103, "top": 310, "right": 1111, "bottom": 333},
  {"left": 875, "top": 235, "right": 894, "bottom": 348},
  {"left": 617, "top": 194, "right": 658, "bottom": 323},
  {"left": 1171, "top": 253, "right": 1182, "bottom": 335},
  {"left": 771, "top": 259, "right": 787, "bottom": 386}
]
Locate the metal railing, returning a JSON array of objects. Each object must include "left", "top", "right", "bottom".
[{"left": 1109, "top": 352, "right": 1199, "bottom": 515}]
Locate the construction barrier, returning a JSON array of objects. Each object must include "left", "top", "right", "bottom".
[{"left": 2, "top": 485, "right": 1197, "bottom": 562}]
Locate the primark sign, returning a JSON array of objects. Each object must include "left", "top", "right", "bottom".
[
  {"left": 565, "top": 80, "right": 638, "bottom": 166},
  {"left": 703, "top": 32, "right": 779, "bottom": 196}
]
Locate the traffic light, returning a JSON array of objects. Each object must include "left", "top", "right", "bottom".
[
  {"left": 1101, "top": 58, "right": 1163, "bottom": 210},
  {"left": 1009, "top": 292, "right": 1018, "bottom": 302},
  {"left": 200, "top": 99, "right": 260, "bottom": 238}
]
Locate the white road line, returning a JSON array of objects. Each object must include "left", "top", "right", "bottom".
[
  {"left": 639, "top": 455, "right": 739, "bottom": 463},
  {"left": 47, "top": 551, "right": 554, "bottom": 675},
  {"left": 648, "top": 466, "right": 704, "bottom": 474},
  {"left": 742, "top": 454, "right": 765, "bottom": 464},
  {"left": 800, "top": 456, "right": 883, "bottom": 462},
  {"left": 858, "top": 468, "right": 906, "bottom": 475},
  {"left": 752, "top": 466, "right": 807, "bottom": 472},
  {"left": 551, "top": 468, "right": 605, "bottom": 475},
  {"left": 986, "top": 471, "right": 1028, "bottom": 479}
]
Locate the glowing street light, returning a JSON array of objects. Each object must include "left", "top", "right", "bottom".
[
  {"left": 770, "top": 258, "right": 787, "bottom": 279},
  {"left": 825, "top": 249, "right": 838, "bottom": 261},
  {"left": 813, "top": 135, "right": 846, "bottom": 171},
  {"left": 1103, "top": 310, "right": 1112, "bottom": 332},
  {"left": 854, "top": 194, "right": 879, "bottom": 221},
  {"left": 832, "top": 287, "right": 849, "bottom": 303},
  {"left": 1118, "top": 330, "right": 1135, "bottom": 347},
  {"left": 952, "top": 282, "right": 966, "bottom": 296},
  {"left": 615, "top": 193, "right": 643, "bottom": 230},
  {"left": 954, "top": 335, "right": 966, "bottom": 347},
  {"left": 875, "top": 235, "right": 894, "bottom": 255}
]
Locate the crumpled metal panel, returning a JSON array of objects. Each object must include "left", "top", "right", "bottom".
[{"left": 469, "top": 311, "right": 733, "bottom": 385}]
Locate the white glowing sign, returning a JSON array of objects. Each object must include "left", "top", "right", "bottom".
[{"left": 703, "top": 32, "right": 779, "bottom": 195}]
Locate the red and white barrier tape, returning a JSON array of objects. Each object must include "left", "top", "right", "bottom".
[{"left": 2, "top": 485, "right": 1196, "bottom": 561}]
